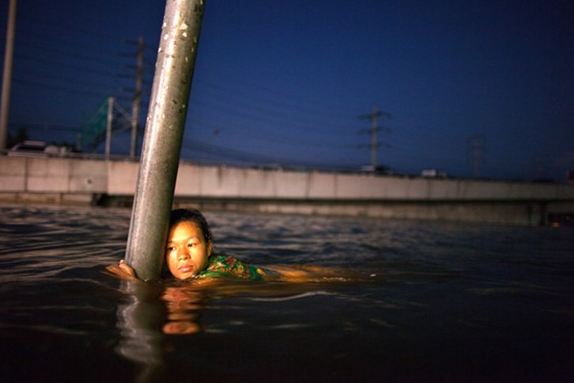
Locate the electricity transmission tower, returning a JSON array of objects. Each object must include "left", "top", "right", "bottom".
[
  {"left": 118, "top": 37, "right": 145, "bottom": 158},
  {"left": 358, "top": 105, "right": 391, "bottom": 168},
  {"left": 468, "top": 135, "right": 484, "bottom": 178},
  {"left": 129, "top": 37, "right": 144, "bottom": 159},
  {"left": 117, "top": 37, "right": 146, "bottom": 158},
  {"left": 81, "top": 97, "right": 131, "bottom": 157}
]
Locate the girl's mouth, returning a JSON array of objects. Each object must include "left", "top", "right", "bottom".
[{"left": 178, "top": 264, "right": 194, "bottom": 273}]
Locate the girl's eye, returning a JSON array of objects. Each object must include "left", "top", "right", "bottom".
[
  {"left": 167, "top": 246, "right": 175, "bottom": 252},
  {"left": 187, "top": 242, "right": 196, "bottom": 248}
]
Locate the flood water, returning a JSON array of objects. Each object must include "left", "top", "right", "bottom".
[{"left": 0, "top": 204, "right": 573, "bottom": 382}]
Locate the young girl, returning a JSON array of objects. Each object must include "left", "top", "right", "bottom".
[{"left": 107, "top": 208, "right": 334, "bottom": 282}]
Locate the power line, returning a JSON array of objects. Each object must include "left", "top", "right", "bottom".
[
  {"left": 10, "top": 121, "right": 82, "bottom": 133},
  {"left": 196, "top": 65, "right": 355, "bottom": 114},
  {"left": 16, "top": 10, "right": 133, "bottom": 41},
  {"left": 195, "top": 126, "right": 355, "bottom": 150},
  {"left": 194, "top": 77, "right": 353, "bottom": 128},
  {"left": 187, "top": 114, "right": 359, "bottom": 149},
  {"left": 7, "top": 29, "right": 127, "bottom": 57},
  {"left": 13, "top": 76, "right": 110, "bottom": 98},
  {"left": 191, "top": 96, "right": 354, "bottom": 139},
  {"left": 15, "top": 53, "right": 120, "bottom": 78},
  {"left": 13, "top": 39, "right": 128, "bottom": 68},
  {"left": 13, "top": 68, "right": 119, "bottom": 93},
  {"left": 181, "top": 139, "right": 355, "bottom": 170}
]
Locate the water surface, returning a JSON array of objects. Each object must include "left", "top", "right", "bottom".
[{"left": 1, "top": 205, "right": 573, "bottom": 382}]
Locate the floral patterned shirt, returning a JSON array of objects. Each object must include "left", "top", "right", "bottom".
[{"left": 196, "top": 255, "right": 266, "bottom": 281}]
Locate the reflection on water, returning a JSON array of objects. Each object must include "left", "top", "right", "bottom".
[
  {"left": 114, "top": 281, "right": 211, "bottom": 382},
  {"left": 161, "top": 285, "right": 204, "bottom": 335},
  {"left": 1, "top": 205, "right": 574, "bottom": 382},
  {"left": 115, "top": 281, "right": 165, "bottom": 383}
]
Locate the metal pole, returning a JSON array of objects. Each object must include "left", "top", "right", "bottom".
[
  {"left": 125, "top": 0, "right": 205, "bottom": 281},
  {"left": 0, "top": 0, "right": 17, "bottom": 151},
  {"left": 105, "top": 96, "right": 114, "bottom": 159}
]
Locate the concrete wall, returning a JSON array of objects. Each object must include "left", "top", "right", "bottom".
[
  {"left": 2, "top": 156, "right": 574, "bottom": 225},
  {"left": 177, "top": 162, "right": 573, "bottom": 201},
  {"left": 2, "top": 156, "right": 574, "bottom": 201}
]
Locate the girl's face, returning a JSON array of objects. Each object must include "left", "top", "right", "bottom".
[{"left": 166, "top": 221, "right": 212, "bottom": 280}]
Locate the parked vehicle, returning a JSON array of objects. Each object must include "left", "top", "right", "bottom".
[
  {"left": 421, "top": 169, "right": 447, "bottom": 178},
  {"left": 8, "top": 140, "right": 71, "bottom": 157}
]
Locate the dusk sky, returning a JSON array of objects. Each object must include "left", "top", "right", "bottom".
[{"left": 1, "top": 0, "right": 573, "bottom": 181}]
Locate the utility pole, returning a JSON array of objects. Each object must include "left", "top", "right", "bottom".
[
  {"left": 468, "top": 135, "right": 484, "bottom": 178},
  {"left": 130, "top": 36, "right": 144, "bottom": 159},
  {"left": 533, "top": 155, "right": 545, "bottom": 180},
  {"left": 358, "top": 105, "right": 391, "bottom": 168},
  {"left": 105, "top": 97, "right": 114, "bottom": 159},
  {"left": 125, "top": 0, "right": 205, "bottom": 281},
  {"left": 0, "top": 0, "right": 17, "bottom": 151}
]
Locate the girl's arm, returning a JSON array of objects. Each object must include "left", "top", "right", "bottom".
[{"left": 265, "top": 265, "right": 348, "bottom": 282}]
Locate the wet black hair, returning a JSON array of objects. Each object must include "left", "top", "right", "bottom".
[
  {"left": 169, "top": 208, "right": 213, "bottom": 244},
  {"left": 161, "top": 208, "right": 213, "bottom": 278}
]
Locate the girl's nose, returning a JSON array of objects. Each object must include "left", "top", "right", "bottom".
[{"left": 177, "top": 248, "right": 190, "bottom": 261}]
